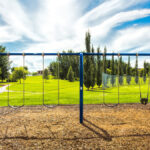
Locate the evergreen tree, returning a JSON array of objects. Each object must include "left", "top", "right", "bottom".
[
  {"left": 126, "top": 56, "right": 131, "bottom": 84},
  {"left": 0, "top": 46, "right": 9, "bottom": 82},
  {"left": 143, "top": 61, "right": 146, "bottom": 83},
  {"left": 135, "top": 55, "right": 139, "bottom": 84},
  {"left": 91, "top": 45, "right": 96, "bottom": 88},
  {"left": 84, "top": 31, "right": 92, "bottom": 90},
  {"left": 111, "top": 53, "right": 115, "bottom": 86},
  {"left": 67, "top": 66, "right": 74, "bottom": 82},
  {"left": 97, "top": 47, "right": 102, "bottom": 87},
  {"left": 103, "top": 46, "right": 107, "bottom": 73},
  {"left": 119, "top": 56, "right": 123, "bottom": 85}
]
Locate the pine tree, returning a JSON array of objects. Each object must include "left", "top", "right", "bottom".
[
  {"left": 111, "top": 53, "right": 115, "bottom": 86},
  {"left": 0, "top": 46, "right": 9, "bottom": 82},
  {"left": 91, "top": 45, "right": 96, "bottom": 88},
  {"left": 97, "top": 47, "right": 102, "bottom": 87},
  {"left": 143, "top": 61, "right": 146, "bottom": 83},
  {"left": 119, "top": 56, "right": 123, "bottom": 85},
  {"left": 135, "top": 55, "right": 139, "bottom": 84},
  {"left": 102, "top": 46, "right": 108, "bottom": 87},
  {"left": 126, "top": 56, "right": 131, "bottom": 84},
  {"left": 103, "top": 46, "right": 107, "bottom": 73},
  {"left": 67, "top": 66, "right": 74, "bottom": 82},
  {"left": 84, "top": 31, "right": 92, "bottom": 90}
]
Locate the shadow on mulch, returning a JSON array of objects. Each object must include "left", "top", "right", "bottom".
[
  {"left": 82, "top": 118, "right": 150, "bottom": 141},
  {"left": 82, "top": 118, "right": 112, "bottom": 141}
]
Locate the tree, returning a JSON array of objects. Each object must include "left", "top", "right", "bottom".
[
  {"left": 111, "top": 53, "right": 115, "bottom": 86},
  {"left": 12, "top": 67, "right": 28, "bottom": 84},
  {"left": 67, "top": 66, "right": 74, "bottom": 82},
  {"left": 143, "top": 61, "right": 146, "bottom": 83},
  {"left": 97, "top": 47, "right": 102, "bottom": 87},
  {"left": 49, "top": 62, "right": 57, "bottom": 76},
  {"left": 84, "top": 31, "right": 92, "bottom": 90},
  {"left": 135, "top": 55, "right": 139, "bottom": 84},
  {"left": 32, "top": 72, "right": 38, "bottom": 76},
  {"left": 0, "top": 46, "right": 10, "bottom": 82},
  {"left": 49, "top": 50, "right": 79, "bottom": 80},
  {"left": 43, "top": 68, "right": 49, "bottom": 80},
  {"left": 91, "top": 45, "right": 96, "bottom": 88},
  {"left": 119, "top": 56, "right": 123, "bottom": 85},
  {"left": 103, "top": 46, "right": 107, "bottom": 73},
  {"left": 140, "top": 69, "right": 144, "bottom": 77},
  {"left": 126, "top": 56, "right": 131, "bottom": 84}
]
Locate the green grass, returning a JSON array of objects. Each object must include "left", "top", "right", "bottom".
[{"left": 0, "top": 75, "right": 149, "bottom": 106}]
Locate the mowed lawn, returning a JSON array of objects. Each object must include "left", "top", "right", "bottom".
[{"left": 0, "top": 75, "right": 149, "bottom": 106}]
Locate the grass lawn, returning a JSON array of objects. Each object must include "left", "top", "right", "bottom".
[{"left": 0, "top": 75, "right": 149, "bottom": 106}]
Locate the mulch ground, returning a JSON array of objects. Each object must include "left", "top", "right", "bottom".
[{"left": 0, "top": 104, "right": 150, "bottom": 150}]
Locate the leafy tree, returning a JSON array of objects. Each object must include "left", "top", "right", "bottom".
[
  {"left": 96, "top": 47, "right": 102, "bottom": 87},
  {"left": 106, "top": 68, "right": 111, "bottom": 74},
  {"left": 126, "top": 56, "right": 131, "bottom": 84},
  {"left": 43, "top": 68, "right": 49, "bottom": 80},
  {"left": 67, "top": 66, "right": 74, "bottom": 82},
  {"left": 32, "top": 72, "right": 38, "bottom": 76},
  {"left": 91, "top": 45, "right": 96, "bottom": 88},
  {"left": 135, "top": 55, "right": 139, "bottom": 84},
  {"left": 0, "top": 46, "right": 9, "bottom": 82},
  {"left": 84, "top": 31, "right": 92, "bottom": 90},
  {"left": 12, "top": 67, "right": 28, "bottom": 84},
  {"left": 11, "top": 66, "right": 28, "bottom": 73},
  {"left": 111, "top": 54, "right": 115, "bottom": 86},
  {"left": 49, "top": 50, "right": 79, "bottom": 80}
]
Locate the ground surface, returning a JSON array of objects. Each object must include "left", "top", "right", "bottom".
[{"left": 0, "top": 104, "right": 150, "bottom": 149}]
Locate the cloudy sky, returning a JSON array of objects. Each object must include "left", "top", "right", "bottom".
[{"left": 0, "top": 0, "right": 150, "bottom": 70}]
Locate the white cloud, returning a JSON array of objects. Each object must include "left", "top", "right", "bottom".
[
  {"left": 90, "top": 9, "right": 150, "bottom": 39},
  {"left": 0, "top": 0, "right": 150, "bottom": 70},
  {"left": 109, "top": 26, "right": 150, "bottom": 52},
  {"left": 0, "top": 26, "right": 21, "bottom": 42},
  {"left": 0, "top": 0, "right": 42, "bottom": 41}
]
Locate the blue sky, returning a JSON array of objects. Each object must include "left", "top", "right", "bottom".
[{"left": 0, "top": 0, "right": 150, "bottom": 70}]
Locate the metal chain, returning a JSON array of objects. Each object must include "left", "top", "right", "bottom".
[
  {"left": 57, "top": 53, "right": 60, "bottom": 105},
  {"left": 103, "top": 53, "right": 119, "bottom": 107},
  {"left": 42, "top": 53, "right": 44, "bottom": 105},
  {"left": 23, "top": 53, "right": 25, "bottom": 105},
  {"left": 102, "top": 53, "right": 105, "bottom": 104},
  {"left": 118, "top": 54, "right": 120, "bottom": 104},
  {"left": 7, "top": 53, "right": 10, "bottom": 106},
  {"left": 137, "top": 54, "right": 142, "bottom": 99}
]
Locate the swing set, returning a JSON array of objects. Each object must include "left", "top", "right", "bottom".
[{"left": 0, "top": 52, "right": 150, "bottom": 124}]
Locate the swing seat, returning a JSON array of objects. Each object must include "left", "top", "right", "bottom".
[{"left": 140, "top": 98, "right": 148, "bottom": 105}]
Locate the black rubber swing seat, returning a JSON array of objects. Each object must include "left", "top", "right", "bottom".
[{"left": 140, "top": 98, "right": 148, "bottom": 105}]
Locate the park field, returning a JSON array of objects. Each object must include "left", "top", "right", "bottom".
[{"left": 0, "top": 75, "right": 149, "bottom": 106}]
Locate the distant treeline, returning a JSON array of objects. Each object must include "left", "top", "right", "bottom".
[
  {"left": 49, "top": 31, "right": 150, "bottom": 90},
  {"left": 0, "top": 31, "right": 150, "bottom": 90}
]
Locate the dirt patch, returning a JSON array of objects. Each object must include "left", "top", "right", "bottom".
[{"left": 0, "top": 104, "right": 150, "bottom": 149}]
